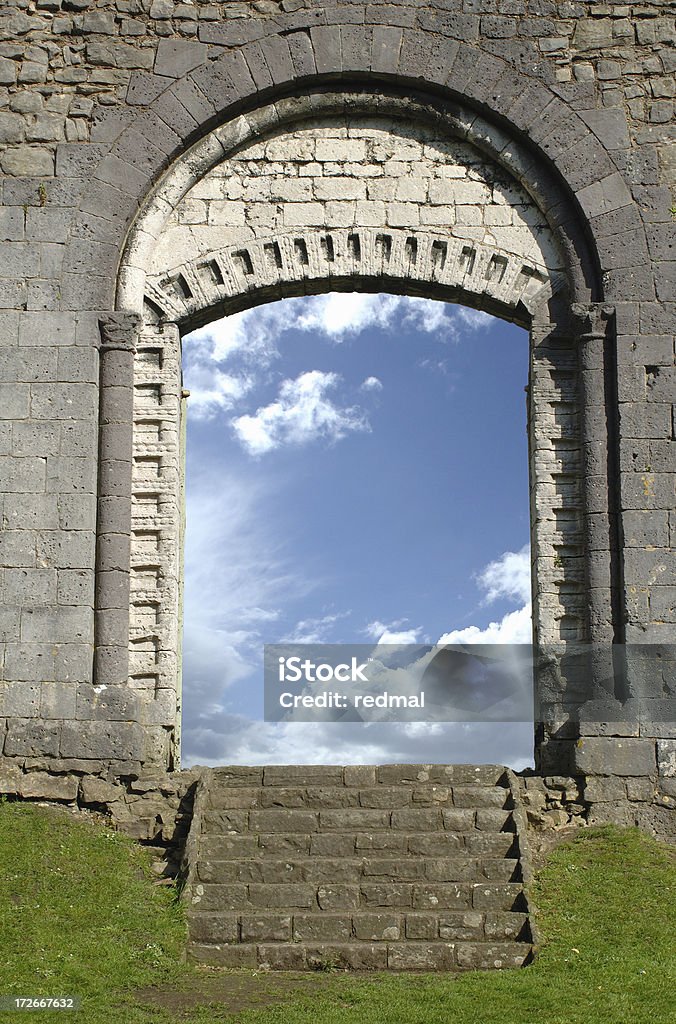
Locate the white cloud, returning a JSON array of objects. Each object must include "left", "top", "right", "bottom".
[
  {"left": 437, "top": 546, "right": 532, "bottom": 644},
  {"left": 360, "top": 376, "right": 383, "bottom": 392},
  {"left": 231, "top": 370, "right": 370, "bottom": 456},
  {"left": 296, "top": 293, "right": 400, "bottom": 338},
  {"left": 477, "top": 545, "right": 531, "bottom": 606},
  {"left": 181, "top": 466, "right": 299, "bottom": 730},
  {"left": 182, "top": 716, "right": 534, "bottom": 770},
  {"left": 438, "top": 603, "right": 533, "bottom": 646},
  {"left": 184, "top": 365, "right": 254, "bottom": 416},
  {"left": 456, "top": 307, "right": 494, "bottom": 330},
  {"left": 183, "top": 294, "right": 497, "bottom": 418},
  {"left": 283, "top": 612, "right": 350, "bottom": 644},
  {"left": 365, "top": 619, "right": 424, "bottom": 645},
  {"left": 295, "top": 293, "right": 490, "bottom": 342}
]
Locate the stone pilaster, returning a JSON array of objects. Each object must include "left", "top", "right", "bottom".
[
  {"left": 571, "top": 302, "right": 620, "bottom": 648},
  {"left": 95, "top": 312, "right": 141, "bottom": 688}
]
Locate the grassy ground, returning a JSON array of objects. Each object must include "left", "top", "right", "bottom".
[{"left": 0, "top": 800, "right": 674, "bottom": 1024}]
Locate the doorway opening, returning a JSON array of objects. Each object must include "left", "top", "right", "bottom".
[{"left": 179, "top": 293, "right": 534, "bottom": 769}]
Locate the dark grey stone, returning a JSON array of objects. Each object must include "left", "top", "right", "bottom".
[
  {"left": 310, "top": 25, "right": 342, "bottom": 75},
  {"left": 259, "top": 34, "right": 295, "bottom": 86},
  {"left": 154, "top": 38, "right": 208, "bottom": 78},
  {"left": 189, "top": 49, "right": 255, "bottom": 110},
  {"left": 575, "top": 738, "right": 657, "bottom": 777},
  {"left": 126, "top": 70, "right": 174, "bottom": 107},
  {"left": 287, "top": 29, "right": 317, "bottom": 78}
]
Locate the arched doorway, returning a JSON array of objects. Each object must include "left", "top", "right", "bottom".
[
  {"left": 105, "top": 87, "right": 617, "bottom": 773},
  {"left": 178, "top": 293, "right": 534, "bottom": 768}
]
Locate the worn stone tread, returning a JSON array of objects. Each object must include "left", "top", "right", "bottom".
[{"left": 188, "top": 939, "right": 532, "bottom": 971}]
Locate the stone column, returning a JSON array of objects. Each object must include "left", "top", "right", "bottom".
[
  {"left": 572, "top": 302, "right": 619, "bottom": 647},
  {"left": 570, "top": 302, "right": 630, "bottom": 751},
  {"left": 95, "top": 312, "right": 141, "bottom": 688}
]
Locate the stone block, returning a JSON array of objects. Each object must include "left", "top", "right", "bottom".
[
  {"left": 287, "top": 29, "right": 316, "bottom": 78},
  {"left": 344, "top": 765, "right": 376, "bottom": 787},
  {"left": 321, "top": 808, "right": 390, "bottom": 830},
  {"left": 19, "top": 771, "right": 78, "bottom": 802},
  {"left": 456, "top": 941, "right": 529, "bottom": 970},
  {"left": 189, "top": 913, "right": 239, "bottom": 944},
  {"left": 0, "top": 385, "right": 30, "bottom": 419},
  {"left": 583, "top": 776, "right": 627, "bottom": 803},
  {"left": 76, "top": 684, "right": 139, "bottom": 722},
  {"left": 189, "top": 942, "right": 257, "bottom": 968},
  {"left": 21, "top": 606, "right": 92, "bottom": 644},
  {"left": 293, "top": 914, "right": 352, "bottom": 942},
  {"left": 0, "top": 682, "right": 41, "bottom": 718},
  {"left": 574, "top": 737, "right": 657, "bottom": 777},
  {"left": 60, "top": 721, "right": 145, "bottom": 760},
  {"left": 387, "top": 942, "right": 455, "bottom": 970},
  {"left": 248, "top": 884, "right": 315, "bottom": 909},
  {"left": 5, "top": 568, "right": 56, "bottom": 605},
  {"left": 441, "top": 809, "right": 476, "bottom": 831},
  {"left": 249, "top": 809, "right": 319, "bottom": 833},
  {"left": 5, "top": 719, "right": 60, "bottom": 757},
  {"left": 0, "top": 761, "right": 22, "bottom": 794},
  {"left": 310, "top": 25, "right": 342, "bottom": 76},
  {"left": 657, "top": 740, "right": 676, "bottom": 778},
  {"left": 0, "top": 457, "right": 46, "bottom": 493},
  {"left": 154, "top": 38, "right": 208, "bottom": 78},
  {"left": 263, "top": 766, "right": 343, "bottom": 787},
  {"left": 12, "top": 422, "right": 60, "bottom": 457},
  {"left": 0, "top": 607, "right": 20, "bottom": 642},
  {"left": 472, "top": 883, "right": 525, "bottom": 912},
  {"left": 79, "top": 776, "right": 123, "bottom": 805},
  {"left": 317, "top": 885, "right": 360, "bottom": 910},
  {"left": 412, "top": 883, "right": 470, "bottom": 910}
]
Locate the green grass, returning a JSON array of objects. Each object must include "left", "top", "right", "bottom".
[{"left": 0, "top": 801, "right": 674, "bottom": 1024}]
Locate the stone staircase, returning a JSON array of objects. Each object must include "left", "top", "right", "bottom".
[{"left": 182, "top": 765, "right": 534, "bottom": 971}]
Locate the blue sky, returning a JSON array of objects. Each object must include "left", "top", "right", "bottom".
[{"left": 180, "top": 294, "right": 534, "bottom": 768}]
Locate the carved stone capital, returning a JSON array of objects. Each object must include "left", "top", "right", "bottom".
[
  {"left": 98, "top": 312, "right": 142, "bottom": 353},
  {"left": 570, "top": 302, "right": 615, "bottom": 339}
]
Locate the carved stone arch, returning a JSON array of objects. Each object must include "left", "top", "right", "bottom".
[
  {"left": 114, "top": 88, "right": 600, "bottom": 317},
  {"left": 143, "top": 228, "right": 564, "bottom": 330},
  {"left": 61, "top": 20, "right": 646, "bottom": 317}
]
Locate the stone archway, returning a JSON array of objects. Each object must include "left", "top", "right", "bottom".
[{"left": 104, "top": 87, "right": 618, "bottom": 773}]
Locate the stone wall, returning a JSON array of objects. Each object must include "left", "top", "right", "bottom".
[{"left": 0, "top": 0, "right": 674, "bottom": 786}]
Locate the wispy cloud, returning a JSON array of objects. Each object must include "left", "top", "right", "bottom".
[
  {"left": 365, "top": 619, "right": 424, "bottom": 645},
  {"left": 282, "top": 612, "right": 351, "bottom": 644},
  {"left": 231, "top": 370, "right": 370, "bottom": 456},
  {"left": 184, "top": 294, "right": 494, "bottom": 419},
  {"left": 181, "top": 467, "right": 298, "bottom": 735}
]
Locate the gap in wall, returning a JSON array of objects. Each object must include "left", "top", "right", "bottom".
[{"left": 180, "top": 293, "right": 534, "bottom": 769}]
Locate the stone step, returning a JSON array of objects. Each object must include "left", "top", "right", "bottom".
[
  {"left": 189, "top": 909, "right": 531, "bottom": 945},
  {"left": 188, "top": 939, "right": 532, "bottom": 971},
  {"left": 199, "top": 829, "right": 520, "bottom": 860},
  {"left": 209, "top": 764, "right": 509, "bottom": 789},
  {"left": 196, "top": 856, "right": 522, "bottom": 885},
  {"left": 206, "top": 783, "right": 512, "bottom": 811},
  {"left": 201, "top": 806, "right": 515, "bottom": 835},
  {"left": 189, "top": 880, "right": 527, "bottom": 913}
]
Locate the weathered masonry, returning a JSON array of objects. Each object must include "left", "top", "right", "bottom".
[{"left": 0, "top": 2, "right": 674, "bottom": 834}]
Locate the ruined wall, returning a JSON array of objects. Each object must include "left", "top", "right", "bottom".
[{"left": 0, "top": 1, "right": 673, "bottom": 802}]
